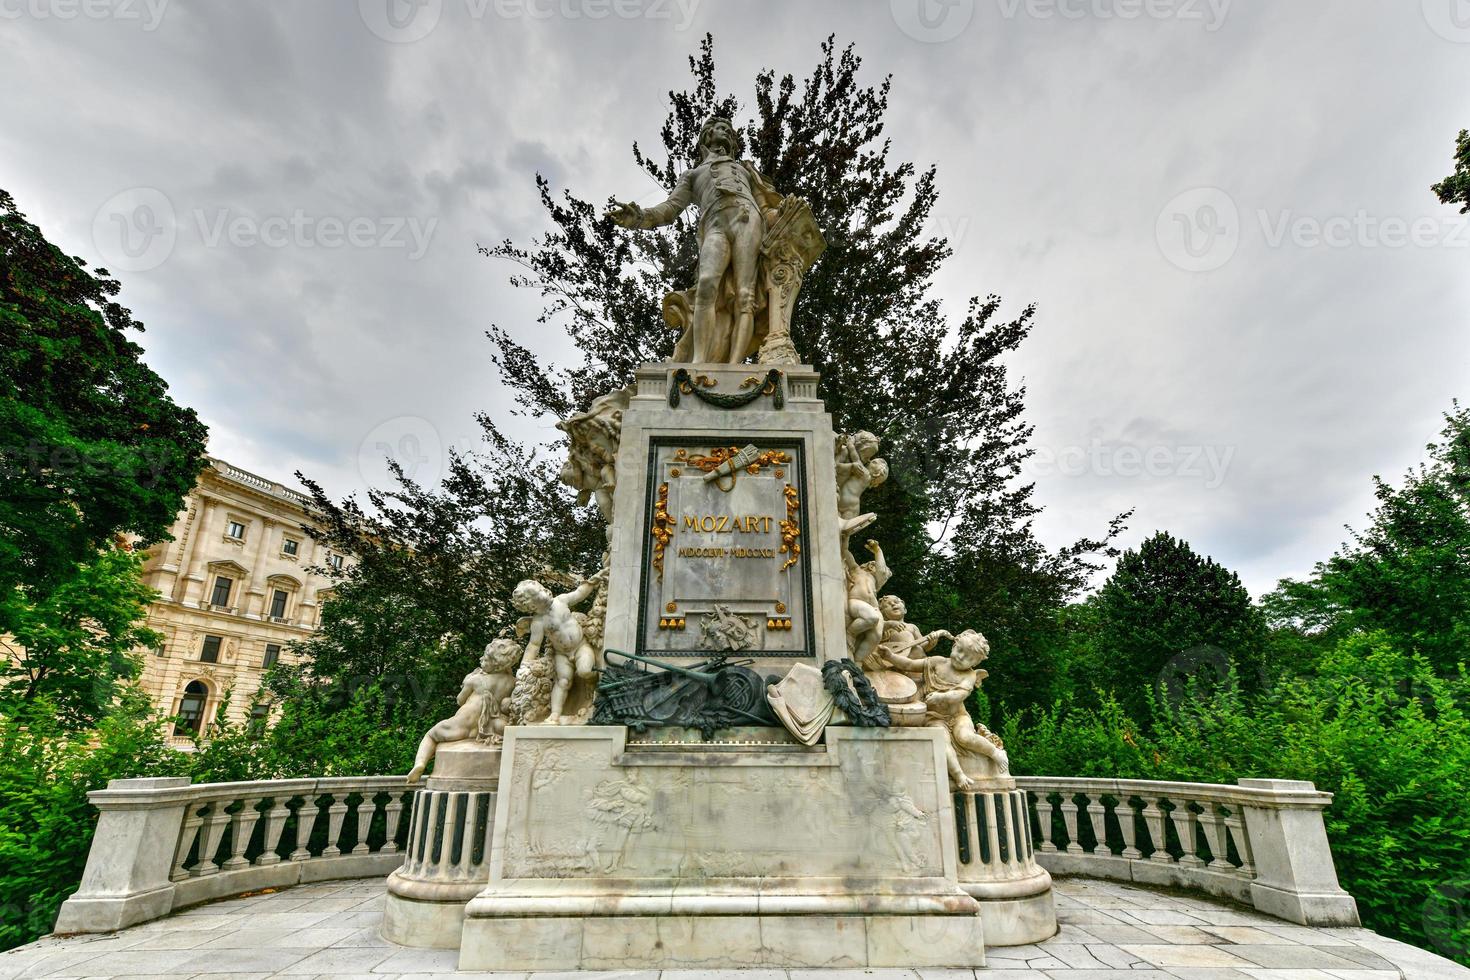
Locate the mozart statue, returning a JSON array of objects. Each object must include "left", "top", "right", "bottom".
[{"left": 608, "top": 115, "right": 825, "bottom": 365}]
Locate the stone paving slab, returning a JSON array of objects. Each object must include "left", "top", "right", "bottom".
[{"left": 4, "top": 877, "right": 1468, "bottom": 979}]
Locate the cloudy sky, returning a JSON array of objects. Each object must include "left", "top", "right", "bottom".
[{"left": 2, "top": 1, "right": 1466, "bottom": 597}]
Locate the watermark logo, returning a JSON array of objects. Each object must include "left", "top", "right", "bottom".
[
  {"left": 358, "top": 0, "right": 442, "bottom": 42},
  {"left": 1259, "top": 209, "right": 1470, "bottom": 250},
  {"left": 1423, "top": 880, "right": 1470, "bottom": 962},
  {"left": 194, "top": 209, "right": 438, "bottom": 259},
  {"left": 1423, "top": 0, "right": 1470, "bottom": 42},
  {"left": 996, "top": 0, "right": 1229, "bottom": 30},
  {"left": 0, "top": 0, "right": 170, "bottom": 29},
  {"left": 1027, "top": 440, "right": 1235, "bottom": 489},
  {"left": 1156, "top": 644, "right": 1231, "bottom": 710},
  {"left": 358, "top": 416, "right": 444, "bottom": 488},
  {"left": 1157, "top": 187, "right": 1239, "bottom": 272},
  {"left": 891, "top": 0, "right": 975, "bottom": 42},
  {"left": 360, "top": 0, "right": 698, "bottom": 41},
  {"left": 91, "top": 186, "right": 177, "bottom": 273}
]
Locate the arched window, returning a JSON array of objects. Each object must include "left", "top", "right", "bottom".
[{"left": 175, "top": 680, "right": 209, "bottom": 736}]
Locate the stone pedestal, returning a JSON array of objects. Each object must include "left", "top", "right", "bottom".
[
  {"left": 603, "top": 363, "right": 848, "bottom": 676},
  {"left": 459, "top": 725, "right": 987, "bottom": 970},
  {"left": 952, "top": 779, "right": 1056, "bottom": 945},
  {"left": 382, "top": 743, "right": 501, "bottom": 948}
]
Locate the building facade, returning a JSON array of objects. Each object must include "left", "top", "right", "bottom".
[{"left": 136, "top": 457, "right": 346, "bottom": 746}]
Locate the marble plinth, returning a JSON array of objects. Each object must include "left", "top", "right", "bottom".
[
  {"left": 382, "top": 742, "right": 500, "bottom": 948},
  {"left": 459, "top": 725, "right": 987, "bottom": 970}
]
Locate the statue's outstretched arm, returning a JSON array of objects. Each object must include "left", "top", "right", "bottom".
[{"left": 610, "top": 170, "right": 694, "bottom": 229}]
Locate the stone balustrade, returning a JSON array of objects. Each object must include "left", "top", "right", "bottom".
[
  {"left": 54, "top": 775, "right": 413, "bottom": 934},
  {"left": 49, "top": 770, "right": 1363, "bottom": 939},
  {"left": 1015, "top": 776, "right": 1360, "bottom": 927}
]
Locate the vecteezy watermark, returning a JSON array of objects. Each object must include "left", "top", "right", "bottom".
[
  {"left": 358, "top": 0, "right": 699, "bottom": 42},
  {"left": 358, "top": 416, "right": 444, "bottom": 488},
  {"left": 1156, "top": 187, "right": 1240, "bottom": 272},
  {"left": 0, "top": 0, "right": 169, "bottom": 29},
  {"left": 195, "top": 209, "right": 438, "bottom": 259},
  {"left": 1157, "top": 186, "right": 1470, "bottom": 271},
  {"left": 1422, "top": 0, "right": 1470, "bottom": 42},
  {"left": 996, "top": 0, "right": 1230, "bottom": 30},
  {"left": 92, "top": 190, "right": 440, "bottom": 269},
  {"left": 1027, "top": 440, "right": 1235, "bottom": 489},
  {"left": 1423, "top": 880, "right": 1470, "bottom": 962},
  {"left": 1258, "top": 209, "right": 1470, "bottom": 250},
  {"left": 1156, "top": 645, "right": 1232, "bottom": 710},
  {"left": 92, "top": 187, "right": 177, "bottom": 273},
  {"left": 890, "top": 0, "right": 975, "bottom": 43}
]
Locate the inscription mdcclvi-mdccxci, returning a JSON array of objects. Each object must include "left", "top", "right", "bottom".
[{"left": 641, "top": 440, "right": 811, "bottom": 658}]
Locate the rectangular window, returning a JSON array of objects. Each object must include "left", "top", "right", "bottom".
[
  {"left": 270, "top": 590, "right": 288, "bottom": 619},
  {"left": 281, "top": 538, "right": 299, "bottom": 556},
  {"left": 328, "top": 554, "right": 344, "bottom": 572},
  {"left": 263, "top": 643, "right": 281, "bottom": 668},
  {"left": 210, "top": 576, "right": 232, "bottom": 607},
  {"left": 248, "top": 702, "right": 270, "bottom": 732},
  {"left": 226, "top": 520, "right": 246, "bottom": 540},
  {"left": 200, "top": 635, "right": 222, "bottom": 663}
]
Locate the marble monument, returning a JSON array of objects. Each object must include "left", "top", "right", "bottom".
[{"left": 385, "top": 113, "right": 1056, "bottom": 967}]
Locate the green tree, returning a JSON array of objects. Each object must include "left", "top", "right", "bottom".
[
  {"left": 274, "top": 425, "right": 603, "bottom": 744},
  {"left": 0, "top": 548, "right": 160, "bottom": 727},
  {"left": 1266, "top": 403, "right": 1470, "bottom": 674},
  {"left": 484, "top": 34, "right": 1122, "bottom": 650},
  {"left": 0, "top": 687, "right": 184, "bottom": 951},
  {"left": 0, "top": 189, "right": 207, "bottom": 597},
  {"left": 1432, "top": 129, "right": 1470, "bottom": 213},
  {"left": 1093, "top": 531, "right": 1266, "bottom": 717}
]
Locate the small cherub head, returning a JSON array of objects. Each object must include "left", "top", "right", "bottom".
[
  {"left": 950, "top": 630, "right": 991, "bottom": 671},
  {"left": 852, "top": 430, "right": 881, "bottom": 462},
  {"left": 867, "top": 456, "right": 889, "bottom": 489},
  {"left": 879, "top": 595, "right": 907, "bottom": 622},
  {"left": 480, "top": 638, "right": 522, "bottom": 673},
  {"left": 511, "top": 580, "right": 554, "bottom": 614}
]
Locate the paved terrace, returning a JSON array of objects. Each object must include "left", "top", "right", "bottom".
[{"left": 5, "top": 876, "right": 1466, "bottom": 980}]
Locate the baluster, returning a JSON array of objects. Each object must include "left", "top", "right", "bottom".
[
  {"left": 192, "top": 801, "right": 232, "bottom": 875},
  {"left": 983, "top": 792, "right": 1003, "bottom": 866},
  {"left": 1224, "top": 806, "right": 1256, "bottom": 878},
  {"left": 222, "top": 796, "right": 264, "bottom": 870},
  {"left": 1087, "top": 794, "right": 1109, "bottom": 855},
  {"left": 289, "top": 794, "right": 320, "bottom": 861},
  {"left": 171, "top": 799, "right": 206, "bottom": 881},
  {"left": 382, "top": 791, "right": 407, "bottom": 855},
  {"left": 1141, "top": 797, "right": 1171, "bottom": 863},
  {"left": 1060, "top": 794, "right": 1084, "bottom": 855},
  {"left": 1118, "top": 796, "right": 1142, "bottom": 859},
  {"left": 1199, "top": 803, "right": 1233, "bottom": 871},
  {"left": 1033, "top": 791, "right": 1057, "bottom": 853},
  {"left": 1176, "top": 801, "right": 1205, "bottom": 868},
  {"left": 320, "top": 794, "right": 350, "bottom": 858},
  {"left": 256, "top": 796, "right": 293, "bottom": 866},
  {"left": 352, "top": 792, "right": 377, "bottom": 855}
]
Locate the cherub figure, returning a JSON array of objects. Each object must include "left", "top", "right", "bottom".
[
  {"left": 513, "top": 571, "right": 605, "bottom": 725},
  {"left": 842, "top": 525, "right": 892, "bottom": 667},
  {"left": 876, "top": 595, "right": 943, "bottom": 669},
  {"left": 835, "top": 431, "right": 888, "bottom": 530},
  {"left": 891, "top": 629, "right": 1009, "bottom": 790},
  {"left": 407, "top": 638, "right": 522, "bottom": 783}
]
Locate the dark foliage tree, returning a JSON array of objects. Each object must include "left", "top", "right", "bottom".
[
  {"left": 1265, "top": 403, "right": 1470, "bottom": 674},
  {"left": 1432, "top": 129, "right": 1470, "bottom": 213},
  {"left": 274, "top": 424, "right": 603, "bottom": 736},
  {"left": 0, "top": 189, "right": 208, "bottom": 599},
  {"left": 482, "top": 34, "right": 1124, "bottom": 670},
  {"left": 1093, "top": 531, "right": 1266, "bottom": 717}
]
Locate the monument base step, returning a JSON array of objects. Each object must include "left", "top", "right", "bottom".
[{"left": 459, "top": 907, "right": 987, "bottom": 970}]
